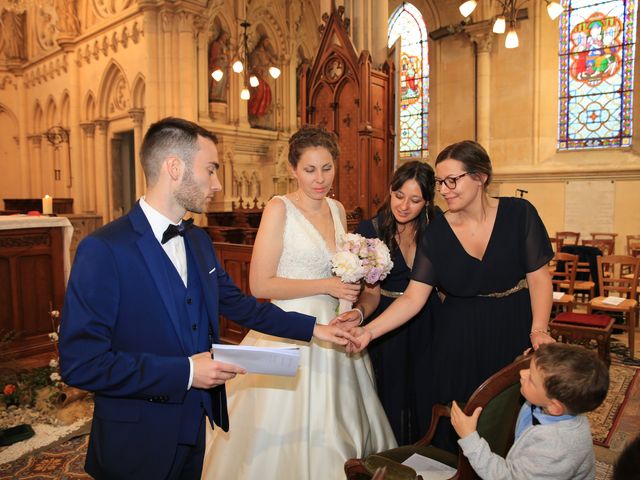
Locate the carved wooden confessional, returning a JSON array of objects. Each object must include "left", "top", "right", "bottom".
[{"left": 300, "top": 7, "right": 395, "bottom": 224}]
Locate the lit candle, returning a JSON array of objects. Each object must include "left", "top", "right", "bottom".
[{"left": 42, "top": 195, "right": 53, "bottom": 215}]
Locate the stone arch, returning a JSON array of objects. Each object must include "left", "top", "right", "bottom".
[
  {"left": 83, "top": 91, "right": 96, "bottom": 121},
  {"left": 250, "top": 8, "right": 286, "bottom": 57},
  {"left": 33, "top": 101, "right": 44, "bottom": 134},
  {"left": 97, "top": 59, "right": 131, "bottom": 119},
  {"left": 131, "top": 73, "right": 145, "bottom": 109},
  {"left": 60, "top": 91, "right": 71, "bottom": 127},
  {"left": 0, "top": 103, "right": 19, "bottom": 126},
  {"left": 45, "top": 96, "right": 57, "bottom": 128}
]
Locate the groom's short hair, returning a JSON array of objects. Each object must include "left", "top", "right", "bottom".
[{"left": 140, "top": 117, "right": 218, "bottom": 186}]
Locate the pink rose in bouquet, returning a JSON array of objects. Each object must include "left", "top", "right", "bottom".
[{"left": 331, "top": 233, "right": 393, "bottom": 313}]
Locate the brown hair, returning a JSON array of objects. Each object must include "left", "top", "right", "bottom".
[
  {"left": 435, "top": 140, "right": 492, "bottom": 188},
  {"left": 377, "top": 161, "right": 437, "bottom": 251},
  {"left": 534, "top": 343, "right": 609, "bottom": 415},
  {"left": 288, "top": 125, "right": 340, "bottom": 168},
  {"left": 140, "top": 117, "right": 218, "bottom": 186}
]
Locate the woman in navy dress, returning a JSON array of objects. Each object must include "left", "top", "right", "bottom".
[
  {"left": 340, "top": 161, "right": 441, "bottom": 444},
  {"left": 346, "top": 141, "right": 555, "bottom": 448}
]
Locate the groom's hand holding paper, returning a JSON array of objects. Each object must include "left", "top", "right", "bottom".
[
  {"left": 191, "top": 351, "right": 247, "bottom": 388},
  {"left": 211, "top": 344, "right": 302, "bottom": 376}
]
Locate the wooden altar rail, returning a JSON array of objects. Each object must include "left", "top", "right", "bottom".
[
  {"left": 0, "top": 227, "right": 65, "bottom": 359},
  {"left": 4, "top": 198, "right": 74, "bottom": 214},
  {"left": 213, "top": 242, "right": 259, "bottom": 344}
]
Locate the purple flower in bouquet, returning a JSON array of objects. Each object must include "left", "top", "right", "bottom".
[{"left": 331, "top": 233, "right": 393, "bottom": 313}]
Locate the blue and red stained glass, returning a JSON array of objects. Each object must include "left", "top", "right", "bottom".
[
  {"left": 388, "top": 3, "right": 429, "bottom": 157},
  {"left": 558, "top": 0, "right": 637, "bottom": 149}
]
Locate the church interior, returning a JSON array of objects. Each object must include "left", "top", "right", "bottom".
[{"left": 1, "top": 0, "right": 639, "bottom": 477}]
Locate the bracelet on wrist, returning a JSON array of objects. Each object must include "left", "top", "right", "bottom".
[
  {"left": 352, "top": 306, "right": 365, "bottom": 325},
  {"left": 530, "top": 328, "right": 550, "bottom": 337}
]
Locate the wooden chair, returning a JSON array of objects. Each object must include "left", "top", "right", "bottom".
[
  {"left": 556, "top": 231, "right": 580, "bottom": 245},
  {"left": 344, "top": 356, "right": 531, "bottom": 480},
  {"left": 591, "top": 232, "right": 618, "bottom": 252},
  {"left": 550, "top": 313, "right": 615, "bottom": 366},
  {"left": 627, "top": 235, "right": 640, "bottom": 257},
  {"left": 548, "top": 237, "right": 564, "bottom": 255},
  {"left": 582, "top": 238, "right": 614, "bottom": 256},
  {"left": 551, "top": 252, "right": 578, "bottom": 314},
  {"left": 588, "top": 255, "right": 640, "bottom": 359}
]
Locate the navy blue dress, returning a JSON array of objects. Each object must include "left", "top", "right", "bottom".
[
  {"left": 412, "top": 197, "right": 553, "bottom": 448},
  {"left": 356, "top": 214, "right": 441, "bottom": 445}
]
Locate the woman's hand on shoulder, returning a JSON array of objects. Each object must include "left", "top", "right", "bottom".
[{"left": 530, "top": 330, "right": 555, "bottom": 349}]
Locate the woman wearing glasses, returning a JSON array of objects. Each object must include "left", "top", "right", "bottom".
[{"left": 344, "top": 140, "right": 554, "bottom": 449}]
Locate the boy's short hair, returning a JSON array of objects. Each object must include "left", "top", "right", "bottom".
[{"left": 534, "top": 343, "right": 609, "bottom": 415}]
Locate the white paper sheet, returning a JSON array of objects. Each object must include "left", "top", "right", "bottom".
[
  {"left": 402, "top": 453, "right": 457, "bottom": 479},
  {"left": 211, "top": 344, "right": 300, "bottom": 376},
  {"left": 552, "top": 291, "right": 565, "bottom": 300},
  {"left": 601, "top": 296, "right": 625, "bottom": 306}
]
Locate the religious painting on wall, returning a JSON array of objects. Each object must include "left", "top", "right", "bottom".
[
  {"left": 558, "top": 0, "right": 637, "bottom": 149},
  {"left": 388, "top": 2, "right": 429, "bottom": 158}
]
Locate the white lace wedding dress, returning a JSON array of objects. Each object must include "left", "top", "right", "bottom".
[{"left": 201, "top": 196, "right": 396, "bottom": 479}]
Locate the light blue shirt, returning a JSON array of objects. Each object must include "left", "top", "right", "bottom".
[{"left": 515, "top": 401, "right": 575, "bottom": 439}]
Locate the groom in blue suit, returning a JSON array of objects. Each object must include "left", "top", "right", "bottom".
[{"left": 59, "top": 117, "right": 354, "bottom": 479}]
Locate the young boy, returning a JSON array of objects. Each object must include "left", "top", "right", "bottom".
[{"left": 450, "top": 343, "right": 609, "bottom": 480}]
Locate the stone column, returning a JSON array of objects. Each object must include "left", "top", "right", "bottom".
[
  {"left": 371, "top": 0, "right": 388, "bottom": 67},
  {"left": 469, "top": 28, "right": 493, "bottom": 151},
  {"left": 177, "top": 11, "right": 197, "bottom": 119},
  {"left": 28, "top": 134, "right": 43, "bottom": 195},
  {"left": 94, "top": 119, "right": 110, "bottom": 221},
  {"left": 128, "top": 108, "right": 146, "bottom": 199},
  {"left": 80, "top": 122, "right": 97, "bottom": 212}
]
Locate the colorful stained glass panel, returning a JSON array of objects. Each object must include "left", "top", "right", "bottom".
[
  {"left": 388, "top": 3, "right": 429, "bottom": 157},
  {"left": 558, "top": 0, "right": 637, "bottom": 149}
]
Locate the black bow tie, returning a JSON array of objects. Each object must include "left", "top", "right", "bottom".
[{"left": 161, "top": 218, "right": 194, "bottom": 244}]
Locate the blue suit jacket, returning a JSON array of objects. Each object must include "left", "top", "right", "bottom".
[{"left": 59, "top": 203, "right": 315, "bottom": 479}]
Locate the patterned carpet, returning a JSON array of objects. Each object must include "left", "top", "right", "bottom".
[
  {"left": 0, "top": 340, "right": 636, "bottom": 478},
  {"left": 0, "top": 434, "right": 89, "bottom": 479},
  {"left": 588, "top": 363, "right": 639, "bottom": 447}
]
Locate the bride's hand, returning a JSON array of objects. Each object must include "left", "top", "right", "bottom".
[
  {"left": 313, "top": 324, "right": 360, "bottom": 349},
  {"left": 324, "top": 277, "right": 361, "bottom": 302},
  {"left": 330, "top": 309, "right": 362, "bottom": 331}
]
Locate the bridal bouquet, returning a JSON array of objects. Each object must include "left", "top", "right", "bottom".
[{"left": 331, "top": 233, "right": 393, "bottom": 313}]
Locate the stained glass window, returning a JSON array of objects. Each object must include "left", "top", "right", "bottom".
[
  {"left": 558, "top": 0, "right": 637, "bottom": 149},
  {"left": 388, "top": 3, "right": 429, "bottom": 158}
]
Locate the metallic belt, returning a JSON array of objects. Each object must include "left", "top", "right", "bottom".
[
  {"left": 380, "top": 288, "right": 404, "bottom": 298},
  {"left": 476, "top": 279, "right": 528, "bottom": 298}
]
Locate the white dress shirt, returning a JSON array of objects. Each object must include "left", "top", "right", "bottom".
[{"left": 139, "top": 197, "right": 195, "bottom": 389}]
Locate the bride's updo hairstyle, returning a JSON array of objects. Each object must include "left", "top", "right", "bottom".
[
  {"left": 435, "top": 140, "right": 492, "bottom": 190},
  {"left": 288, "top": 125, "right": 340, "bottom": 168}
]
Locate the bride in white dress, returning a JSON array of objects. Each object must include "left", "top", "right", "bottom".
[{"left": 201, "top": 126, "right": 396, "bottom": 479}]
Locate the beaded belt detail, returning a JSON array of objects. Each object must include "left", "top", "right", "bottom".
[
  {"left": 476, "top": 278, "right": 528, "bottom": 298},
  {"left": 380, "top": 288, "right": 404, "bottom": 298}
]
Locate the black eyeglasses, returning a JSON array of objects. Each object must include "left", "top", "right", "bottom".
[{"left": 435, "top": 172, "right": 468, "bottom": 190}]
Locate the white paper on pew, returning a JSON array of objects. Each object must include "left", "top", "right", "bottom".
[
  {"left": 211, "top": 344, "right": 300, "bottom": 376},
  {"left": 402, "top": 453, "right": 457, "bottom": 479},
  {"left": 552, "top": 291, "right": 565, "bottom": 300},
  {"left": 602, "top": 296, "right": 625, "bottom": 306}
]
